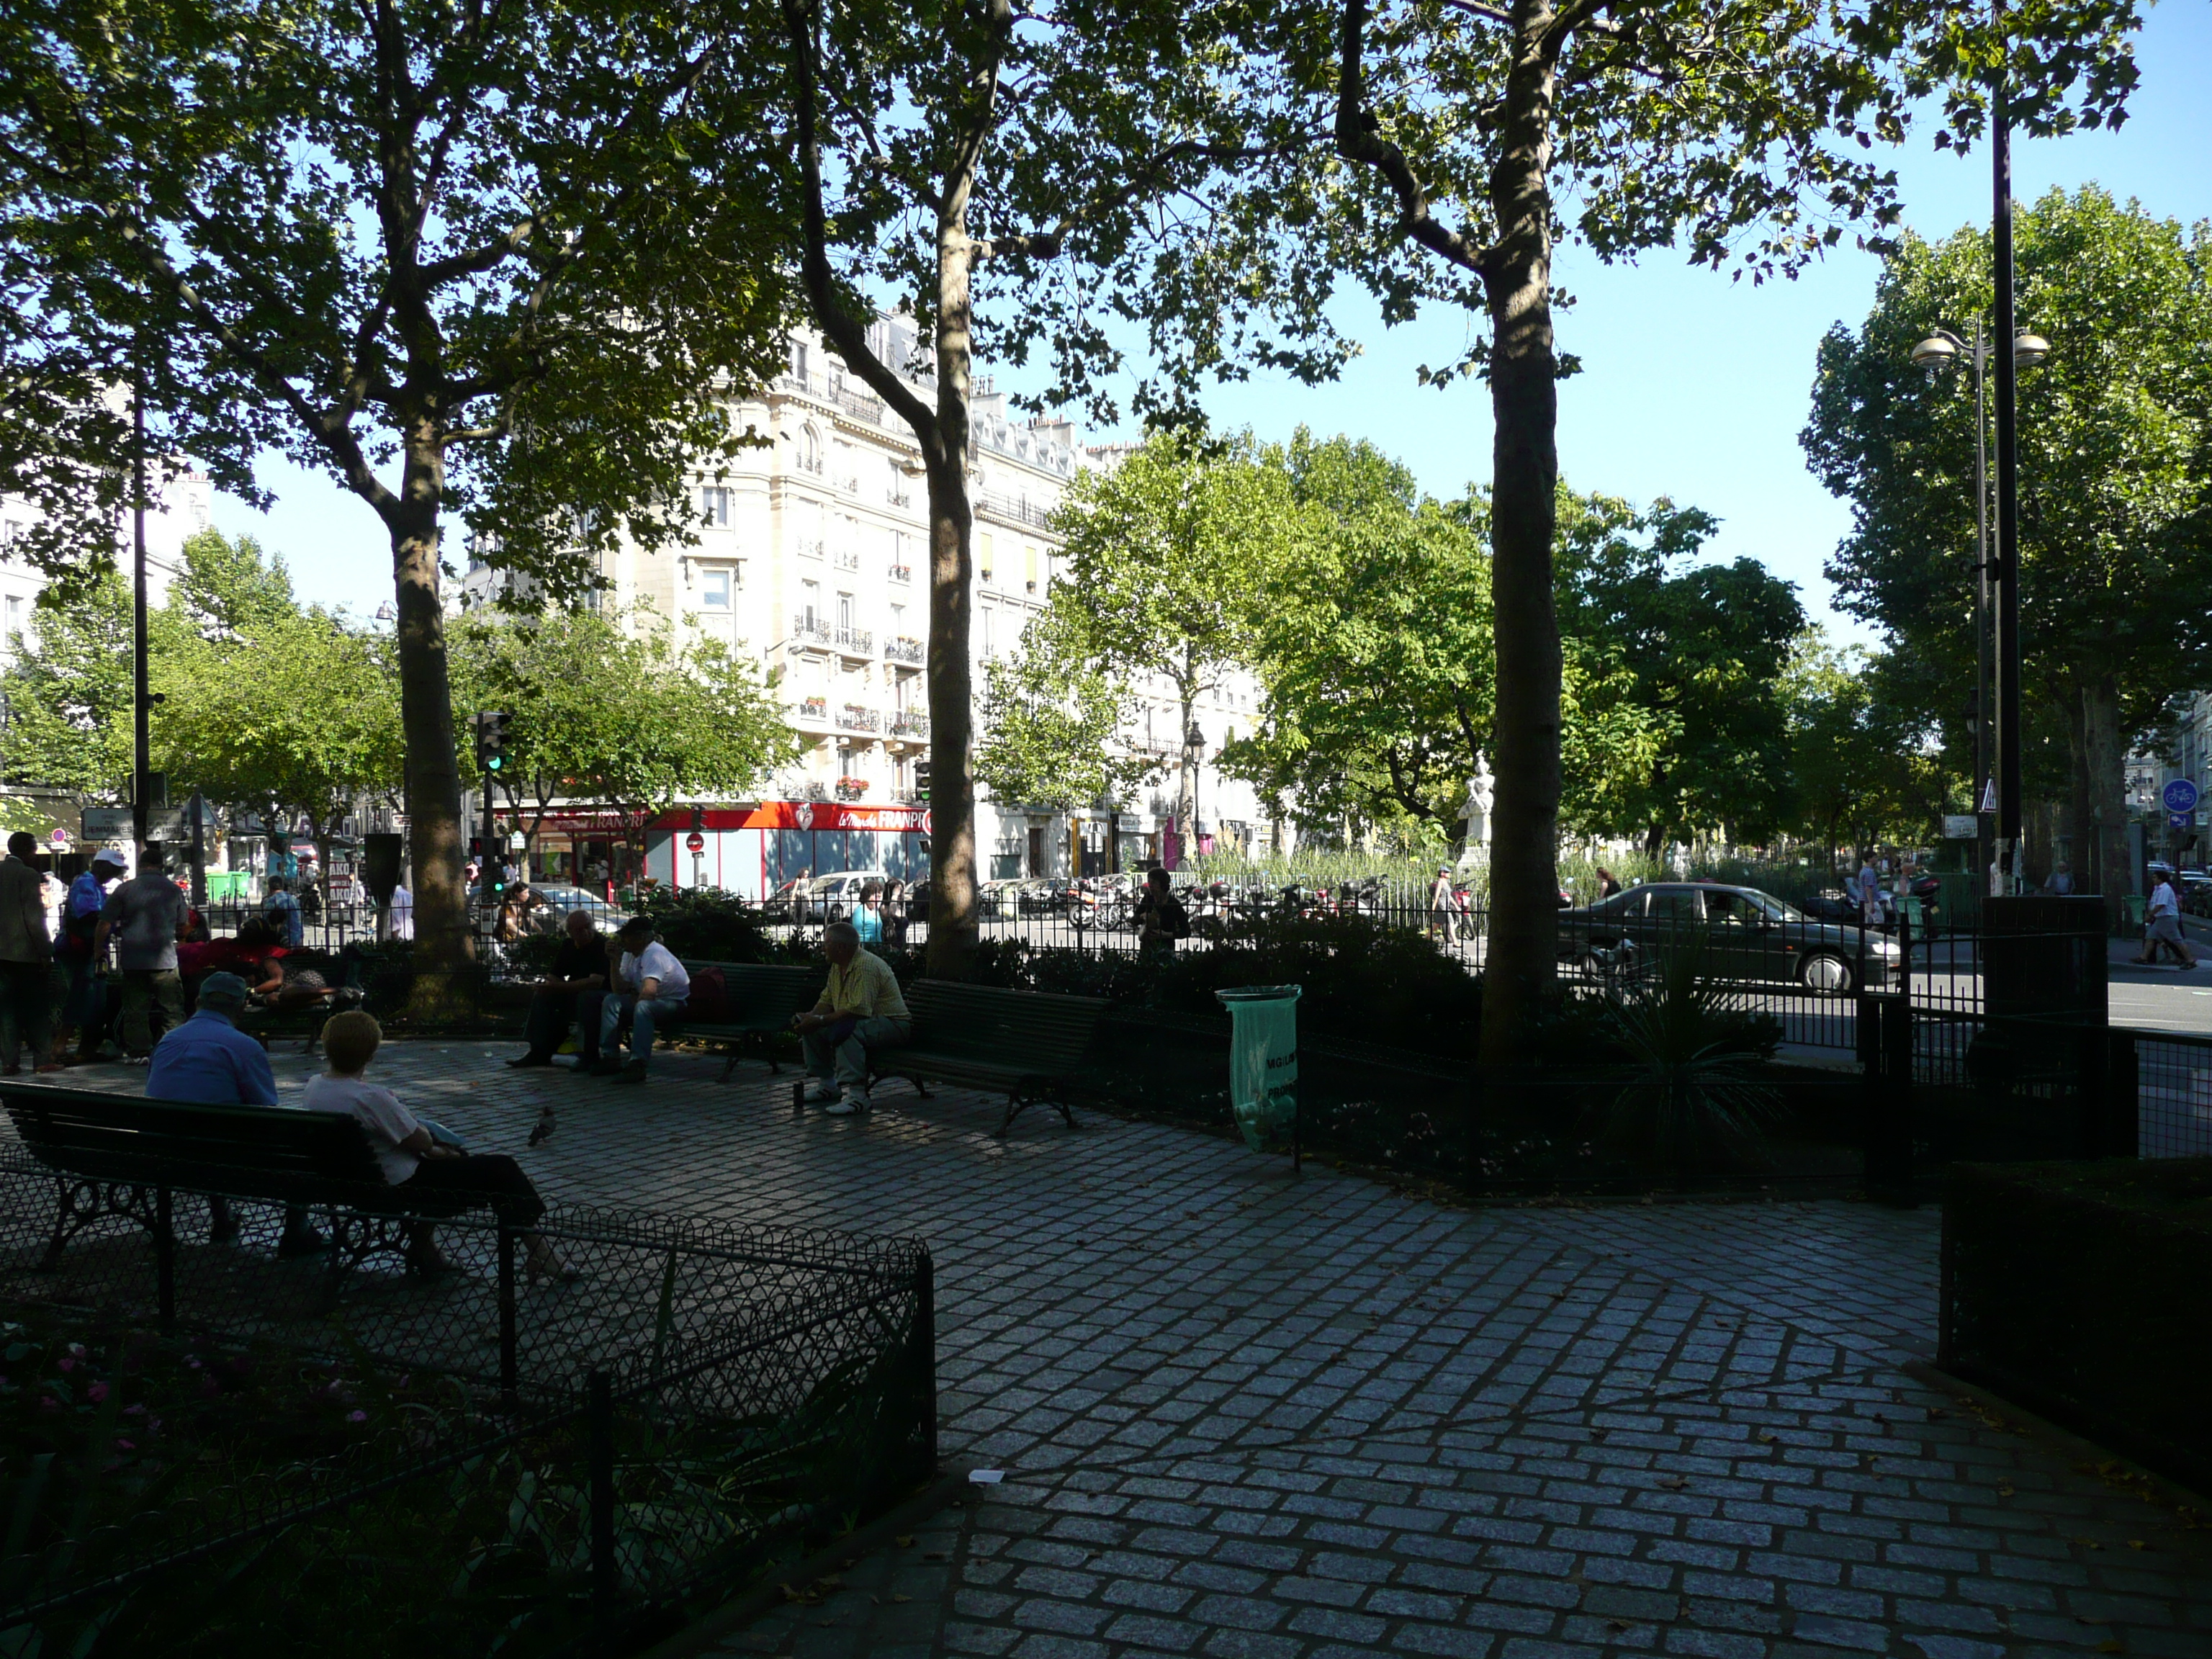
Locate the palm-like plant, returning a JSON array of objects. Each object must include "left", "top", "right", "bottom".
[{"left": 1595, "top": 938, "right": 1783, "bottom": 1182}]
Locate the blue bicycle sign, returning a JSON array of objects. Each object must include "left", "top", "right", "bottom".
[{"left": 2162, "top": 778, "right": 2200, "bottom": 814}]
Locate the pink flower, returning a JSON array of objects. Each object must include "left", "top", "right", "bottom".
[
  {"left": 56, "top": 1357, "right": 73, "bottom": 1372},
  {"left": 87, "top": 1382, "right": 109, "bottom": 1404},
  {"left": 123, "top": 1403, "right": 146, "bottom": 1416},
  {"left": 347, "top": 1410, "right": 367, "bottom": 1423},
  {"left": 38, "top": 1397, "right": 58, "bottom": 1413},
  {"left": 113, "top": 1439, "right": 135, "bottom": 1452}
]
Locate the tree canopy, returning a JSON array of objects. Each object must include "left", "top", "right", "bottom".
[
  {"left": 0, "top": 0, "right": 804, "bottom": 985},
  {"left": 1804, "top": 184, "right": 2212, "bottom": 907}
]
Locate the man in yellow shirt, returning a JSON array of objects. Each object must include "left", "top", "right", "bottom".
[{"left": 791, "top": 921, "right": 911, "bottom": 1115}]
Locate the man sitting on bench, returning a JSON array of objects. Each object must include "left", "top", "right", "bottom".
[
  {"left": 792, "top": 920, "right": 909, "bottom": 1116},
  {"left": 146, "top": 970, "right": 325, "bottom": 1257},
  {"left": 593, "top": 916, "right": 689, "bottom": 1083},
  {"left": 507, "top": 910, "right": 611, "bottom": 1069}
]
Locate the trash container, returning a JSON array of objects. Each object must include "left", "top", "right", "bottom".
[{"left": 1215, "top": 984, "right": 1301, "bottom": 1159}]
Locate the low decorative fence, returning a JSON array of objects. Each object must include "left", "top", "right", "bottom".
[{"left": 0, "top": 1154, "right": 935, "bottom": 1658}]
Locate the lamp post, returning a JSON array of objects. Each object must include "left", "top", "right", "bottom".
[{"left": 1910, "top": 322, "right": 2049, "bottom": 889}]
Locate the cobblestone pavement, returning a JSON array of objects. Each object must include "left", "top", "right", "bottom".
[{"left": 53, "top": 1039, "right": 2212, "bottom": 1658}]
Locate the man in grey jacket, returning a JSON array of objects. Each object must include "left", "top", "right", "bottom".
[
  {"left": 0, "top": 832, "right": 56, "bottom": 1075},
  {"left": 96, "top": 850, "right": 186, "bottom": 1064}
]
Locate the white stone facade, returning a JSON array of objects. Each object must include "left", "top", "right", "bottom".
[
  {"left": 0, "top": 470, "right": 213, "bottom": 665},
  {"left": 465, "top": 323, "right": 1277, "bottom": 888}
]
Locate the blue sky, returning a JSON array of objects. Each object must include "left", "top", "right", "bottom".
[{"left": 218, "top": 2, "right": 2212, "bottom": 642}]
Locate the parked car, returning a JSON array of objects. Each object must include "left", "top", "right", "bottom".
[
  {"left": 529, "top": 883, "right": 624, "bottom": 929},
  {"left": 978, "top": 878, "right": 1022, "bottom": 920},
  {"left": 1016, "top": 879, "right": 1069, "bottom": 916},
  {"left": 761, "top": 876, "right": 814, "bottom": 922},
  {"left": 1555, "top": 881, "right": 1901, "bottom": 995},
  {"left": 806, "top": 871, "right": 887, "bottom": 921}
]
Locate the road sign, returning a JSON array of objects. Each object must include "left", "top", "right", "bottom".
[
  {"left": 2162, "top": 778, "right": 2199, "bottom": 814},
  {"left": 1942, "top": 814, "right": 1977, "bottom": 840},
  {"left": 82, "top": 807, "right": 132, "bottom": 842},
  {"left": 685, "top": 830, "right": 706, "bottom": 853},
  {"left": 48, "top": 827, "right": 67, "bottom": 846},
  {"left": 1979, "top": 778, "right": 1997, "bottom": 814},
  {"left": 2172, "top": 811, "right": 2193, "bottom": 830}
]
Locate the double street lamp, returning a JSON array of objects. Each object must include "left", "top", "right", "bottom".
[{"left": 1909, "top": 323, "right": 2051, "bottom": 889}]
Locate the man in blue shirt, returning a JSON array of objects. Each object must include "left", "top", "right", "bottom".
[{"left": 146, "top": 971, "right": 324, "bottom": 1255}]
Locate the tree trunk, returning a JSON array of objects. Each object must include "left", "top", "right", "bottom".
[
  {"left": 1176, "top": 689, "right": 1200, "bottom": 853},
  {"left": 2064, "top": 691, "right": 2095, "bottom": 893},
  {"left": 2081, "top": 677, "right": 2130, "bottom": 928},
  {"left": 1477, "top": 4, "right": 1566, "bottom": 1064},
  {"left": 922, "top": 217, "right": 980, "bottom": 976},
  {"left": 385, "top": 430, "right": 470, "bottom": 1006}
]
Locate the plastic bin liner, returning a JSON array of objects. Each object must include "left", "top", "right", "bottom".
[{"left": 1215, "top": 985, "right": 1301, "bottom": 1151}]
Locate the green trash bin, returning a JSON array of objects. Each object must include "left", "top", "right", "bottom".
[{"left": 1216, "top": 984, "right": 1301, "bottom": 1163}]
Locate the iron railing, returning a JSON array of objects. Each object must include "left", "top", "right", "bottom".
[
  {"left": 832, "top": 626, "right": 873, "bottom": 655},
  {"left": 835, "top": 706, "right": 879, "bottom": 733},
  {"left": 884, "top": 636, "right": 924, "bottom": 664},
  {"left": 0, "top": 1149, "right": 934, "bottom": 1656},
  {"left": 790, "top": 614, "right": 830, "bottom": 646},
  {"left": 889, "top": 711, "right": 929, "bottom": 737}
]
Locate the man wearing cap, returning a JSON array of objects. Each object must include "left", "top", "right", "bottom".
[
  {"left": 96, "top": 848, "right": 188, "bottom": 1064},
  {"left": 54, "top": 848, "right": 127, "bottom": 1064},
  {"left": 0, "top": 832, "right": 57, "bottom": 1075},
  {"left": 592, "top": 916, "right": 689, "bottom": 1083},
  {"left": 146, "top": 971, "right": 324, "bottom": 1255}
]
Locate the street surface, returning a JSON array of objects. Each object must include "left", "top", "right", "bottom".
[{"left": 39, "top": 1040, "right": 2207, "bottom": 1659}]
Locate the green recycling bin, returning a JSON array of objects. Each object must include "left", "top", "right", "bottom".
[{"left": 1215, "top": 984, "right": 1301, "bottom": 1156}]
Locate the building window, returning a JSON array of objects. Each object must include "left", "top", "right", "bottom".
[
  {"left": 791, "top": 341, "right": 808, "bottom": 380},
  {"left": 698, "top": 567, "right": 733, "bottom": 609},
  {"left": 837, "top": 591, "right": 855, "bottom": 631},
  {"left": 977, "top": 531, "right": 994, "bottom": 582},
  {"left": 981, "top": 606, "right": 995, "bottom": 659},
  {"left": 800, "top": 580, "right": 821, "bottom": 627},
  {"left": 701, "top": 485, "right": 732, "bottom": 526},
  {"left": 2, "top": 594, "right": 22, "bottom": 642}
]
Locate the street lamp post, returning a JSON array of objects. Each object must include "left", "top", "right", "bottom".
[{"left": 1910, "top": 321, "right": 2049, "bottom": 889}]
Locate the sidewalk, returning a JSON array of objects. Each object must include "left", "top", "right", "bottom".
[{"left": 50, "top": 1040, "right": 2212, "bottom": 1659}]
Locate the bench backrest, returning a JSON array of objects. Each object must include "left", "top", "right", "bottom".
[
  {"left": 903, "top": 981, "right": 1107, "bottom": 1070},
  {"left": 681, "top": 960, "right": 824, "bottom": 1021},
  {"left": 0, "top": 1081, "right": 387, "bottom": 1197}
]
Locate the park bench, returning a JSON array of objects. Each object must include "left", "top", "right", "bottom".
[
  {"left": 866, "top": 981, "right": 1107, "bottom": 1135},
  {"left": 0, "top": 1082, "right": 535, "bottom": 1387},
  {"left": 676, "top": 961, "right": 825, "bottom": 1080}
]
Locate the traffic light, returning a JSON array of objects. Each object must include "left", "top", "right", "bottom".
[{"left": 474, "top": 711, "right": 513, "bottom": 778}]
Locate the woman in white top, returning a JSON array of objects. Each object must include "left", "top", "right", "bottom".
[{"left": 304, "top": 1010, "right": 577, "bottom": 1280}]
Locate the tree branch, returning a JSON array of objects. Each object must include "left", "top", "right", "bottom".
[
  {"left": 778, "top": 0, "right": 940, "bottom": 449},
  {"left": 1334, "top": 0, "right": 1492, "bottom": 276},
  {"left": 975, "top": 134, "right": 1320, "bottom": 263}
]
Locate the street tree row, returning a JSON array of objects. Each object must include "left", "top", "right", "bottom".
[
  {"left": 0, "top": 530, "right": 791, "bottom": 896},
  {"left": 0, "top": 0, "right": 2146, "bottom": 1054}
]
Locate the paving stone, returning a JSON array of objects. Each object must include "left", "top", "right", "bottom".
[{"left": 100, "top": 1041, "right": 2207, "bottom": 1659}]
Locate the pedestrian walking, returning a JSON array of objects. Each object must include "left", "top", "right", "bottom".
[
  {"left": 2134, "top": 873, "right": 2198, "bottom": 968},
  {"left": 0, "top": 832, "right": 58, "bottom": 1075},
  {"left": 1427, "top": 865, "right": 1457, "bottom": 940},
  {"left": 96, "top": 849, "right": 189, "bottom": 1062},
  {"left": 264, "top": 876, "right": 304, "bottom": 948},
  {"left": 1856, "top": 851, "right": 1885, "bottom": 927}
]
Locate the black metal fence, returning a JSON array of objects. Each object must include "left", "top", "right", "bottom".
[
  {"left": 0, "top": 1152, "right": 935, "bottom": 1657},
  {"left": 2113, "top": 1029, "right": 2212, "bottom": 1160}
]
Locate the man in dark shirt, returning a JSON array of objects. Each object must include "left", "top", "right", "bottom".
[
  {"left": 506, "top": 911, "right": 611, "bottom": 1068},
  {"left": 1134, "top": 868, "right": 1190, "bottom": 961}
]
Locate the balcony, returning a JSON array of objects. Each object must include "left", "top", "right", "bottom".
[
  {"left": 977, "top": 490, "right": 1052, "bottom": 531},
  {"left": 799, "top": 696, "right": 829, "bottom": 721},
  {"left": 836, "top": 705, "right": 881, "bottom": 733},
  {"left": 793, "top": 454, "right": 825, "bottom": 476},
  {"left": 891, "top": 786, "right": 928, "bottom": 804},
  {"left": 832, "top": 547, "right": 861, "bottom": 572},
  {"left": 887, "top": 484, "right": 912, "bottom": 509},
  {"left": 889, "top": 710, "right": 930, "bottom": 739},
  {"left": 885, "top": 635, "right": 924, "bottom": 665},
  {"left": 832, "top": 625, "right": 873, "bottom": 657},
  {"left": 835, "top": 776, "right": 871, "bottom": 802},
  {"left": 790, "top": 613, "right": 831, "bottom": 647},
  {"left": 794, "top": 537, "right": 824, "bottom": 561},
  {"left": 888, "top": 562, "right": 912, "bottom": 585}
]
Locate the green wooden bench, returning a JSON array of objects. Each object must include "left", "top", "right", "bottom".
[
  {"left": 866, "top": 981, "right": 1108, "bottom": 1135},
  {"left": 677, "top": 961, "right": 825, "bottom": 1080},
  {"left": 0, "top": 1081, "right": 533, "bottom": 1393}
]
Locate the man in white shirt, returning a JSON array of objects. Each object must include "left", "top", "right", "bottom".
[
  {"left": 594, "top": 915, "right": 691, "bottom": 1082},
  {"left": 2136, "top": 875, "right": 2198, "bottom": 968}
]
